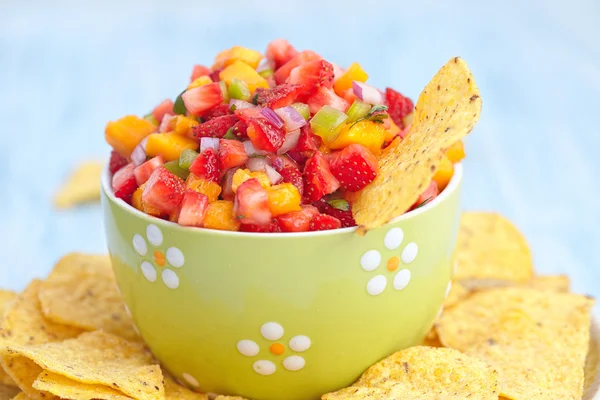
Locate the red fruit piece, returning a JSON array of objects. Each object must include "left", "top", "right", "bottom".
[
  {"left": 286, "top": 151, "right": 309, "bottom": 168},
  {"left": 247, "top": 117, "right": 286, "bottom": 152},
  {"left": 234, "top": 178, "right": 272, "bottom": 225},
  {"left": 189, "top": 148, "right": 220, "bottom": 182},
  {"left": 274, "top": 50, "right": 321, "bottom": 85},
  {"left": 220, "top": 167, "right": 240, "bottom": 201},
  {"left": 190, "top": 64, "right": 211, "bottom": 82},
  {"left": 409, "top": 180, "right": 439, "bottom": 211},
  {"left": 176, "top": 191, "right": 209, "bottom": 227},
  {"left": 268, "top": 154, "right": 299, "bottom": 171},
  {"left": 276, "top": 205, "right": 319, "bottom": 232},
  {"left": 231, "top": 120, "right": 248, "bottom": 139},
  {"left": 182, "top": 82, "right": 223, "bottom": 115},
  {"left": 192, "top": 114, "right": 238, "bottom": 139},
  {"left": 328, "top": 144, "right": 378, "bottom": 192},
  {"left": 309, "top": 214, "right": 342, "bottom": 231},
  {"left": 219, "top": 139, "right": 248, "bottom": 170},
  {"left": 109, "top": 150, "right": 129, "bottom": 175},
  {"left": 287, "top": 60, "right": 334, "bottom": 101},
  {"left": 134, "top": 156, "right": 164, "bottom": 186},
  {"left": 294, "top": 125, "right": 322, "bottom": 153},
  {"left": 209, "top": 68, "right": 223, "bottom": 83},
  {"left": 142, "top": 166, "right": 186, "bottom": 215},
  {"left": 385, "top": 87, "right": 414, "bottom": 129},
  {"left": 112, "top": 163, "right": 138, "bottom": 204},
  {"left": 255, "top": 83, "right": 302, "bottom": 109},
  {"left": 240, "top": 219, "right": 282, "bottom": 233},
  {"left": 266, "top": 39, "right": 298, "bottom": 70},
  {"left": 303, "top": 152, "right": 340, "bottom": 202},
  {"left": 277, "top": 166, "right": 304, "bottom": 196},
  {"left": 152, "top": 99, "right": 174, "bottom": 124},
  {"left": 235, "top": 107, "right": 263, "bottom": 122},
  {"left": 306, "top": 87, "right": 349, "bottom": 114},
  {"left": 312, "top": 199, "right": 356, "bottom": 228},
  {"left": 201, "top": 104, "right": 231, "bottom": 121}
]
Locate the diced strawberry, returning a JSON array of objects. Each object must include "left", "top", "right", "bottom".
[
  {"left": 109, "top": 150, "right": 129, "bottom": 175},
  {"left": 313, "top": 199, "right": 356, "bottom": 228},
  {"left": 328, "top": 144, "right": 378, "bottom": 192},
  {"left": 189, "top": 148, "right": 220, "bottom": 182},
  {"left": 182, "top": 83, "right": 223, "bottom": 115},
  {"left": 231, "top": 120, "right": 248, "bottom": 139},
  {"left": 219, "top": 139, "right": 248, "bottom": 170},
  {"left": 287, "top": 60, "right": 335, "bottom": 101},
  {"left": 409, "top": 180, "right": 439, "bottom": 211},
  {"left": 152, "top": 99, "right": 174, "bottom": 124},
  {"left": 294, "top": 125, "right": 322, "bottom": 153},
  {"left": 159, "top": 114, "right": 176, "bottom": 133},
  {"left": 309, "top": 214, "right": 342, "bottom": 231},
  {"left": 306, "top": 87, "right": 349, "bottom": 114},
  {"left": 276, "top": 205, "right": 319, "bottom": 232},
  {"left": 277, "top": 166, "right": 304, "bottom": 196},
  {"left": 338, "top": 88, "right": 358, "bottom": 104},
  {"left": 385, "top": 87, "right": 414, "bottom": 129},
  {"left": 240, "top": 219, "right": 282, "bottom": 233},
  {"left": 112, "top": 163, "right": 138, "bottom": 204},
  {"left": 266, "top": 39, "right": 298, "bottom": 70},
  {"left": 209, "top": 68, "right": 223, "bottom": 83},
  {"left": 200, "top": 104, "right": 231, "bottom": 121},
  {"left": 134, "top": 156, "right": 164, "bottom": 186},
  {"left": 234, "top": 107, "right": 263, "bottom": 122},
  {"left": 255, "top": 84, "right": 302, "bottom": 109},
  {"left": 274, "top": 50, "right": 321, "bottom": 85},
  {"left": 303, "top": 152, "right": 340, "bottom": 202},
  {"left": 190, "top": 65, "right": 211, "bottom": 82},
  {"left": 176, "top": 191, "right": 209, "bottom": 227},
  {"left": 220, "top": 167, "right": 240, "bottom": 201},
  {"left": 142, "top": 166, "right": 186, "bottom": 215},
  {"left": 267, "top": 154, "right": 299, "bottom": 171},
  {"left": 247, "top": 117, "right": 286, "bottom": 152},
  {"left": 192, "top": 115, "right": 239, "bottom": 139},
  {"left": 234, "top": 178, "right": 272, "bottom": 225}
]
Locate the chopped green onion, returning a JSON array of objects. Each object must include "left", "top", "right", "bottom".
[
  {"left": 173, "top": 90, "right": 187, "bottom": 115},
  {"left": 328, "top": 199, "right": 350, "bottom": 211},
  {"left": 310, "top": 106, "right": 348, "bottom": 143},
  {"left": 218, "top": 81, "right": 229, "bottom": 102},
  {"left": 228, "top": 78, "right": 251, "bottom": 101},
  {"left": 164, "top": 160, "right": 190, "bottom": 180},
  {"left": 143, "top": 113, "right": 159, "bottom": 126},
  {"left": 178, "top": 149, "right": 199, "bottom": 170},
  {"left": 290, "top": 103, "right": 310, "bottom": 120},
  {"left": 346, "top": 100, "right": 371, "bottom": 123},
  {"left": 258, "top": 68, "right": 274, "bottom": 78},
  {"left": 223, "top": 127, "right": 236, "bottom": 139}
]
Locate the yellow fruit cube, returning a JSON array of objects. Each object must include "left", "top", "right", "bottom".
[
  {"left": 105, "top": 115, "right": 157, "bottom": 157},
  {"left": 445, "top": 140, "right": 466, "bottom": 163},
  {"left": 173, "top": 115, "right": 199, "bottom": 137},
  {"left": 213, "top": 46, "right": 263, "bottom": 70},
  {"left": 219, "top": 61, "right": 269, "bottom": 93},
  {"left": 203, "top": 200, "right": 240, "bottom": 231},
  {"left": 329, "top": 120, "right": 386, "bottom": 156},
  {"left": 145, "top": 133, "right": 198, "bottom": 162},
  {"left": 385, "top": 118, "right": 402, "bottom": 143},
  {"left": 267, "top": 183, "right": 302, "bottom": 216},
  {"left": 132, "top": 184, "right": 161, "bottom": 216},
  {"left": 334, "top": 62, "right": 369, "bottom": 93},
  {"left": 186, "top": 174, "right": 222, "bottom": 203},
  {"left": 433, "top": 155, "right": 454, "bottom": 191},
  {"left": 232, "top": 169, "right": 271, "bottom": 192},
  {"left": 187, "top": 75, "right": 213, "bottom": 90}
]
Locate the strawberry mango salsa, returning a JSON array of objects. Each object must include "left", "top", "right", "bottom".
[{"left": 105, "top": 40, "right": 465, "bottom": 232}]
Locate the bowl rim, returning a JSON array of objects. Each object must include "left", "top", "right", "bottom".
[{"left": 101, "top": 161, "right": 463, "bottom": 238}]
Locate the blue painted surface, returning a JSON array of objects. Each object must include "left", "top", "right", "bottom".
[{"left": 1, "top": 0, "right": 599, "bottom": 303}]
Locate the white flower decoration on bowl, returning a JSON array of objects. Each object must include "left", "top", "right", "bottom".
[{"left": 132, "top": 224, "right": 184, "bottom": 289}]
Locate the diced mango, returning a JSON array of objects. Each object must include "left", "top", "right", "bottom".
[
  {"left": 445, "top": 140, "right": 466, "bottom": 163},
  {"left": 385, "top": 118, "right": 402, "bottom": 143},
  {"left": 145, "top": 133, "right": 198, "bottom": 162},
  {"left": 334, "top": 62, "right": 369, "bottom": 93},
  {"left": 329, "top": 120, "right": 386, "bottom": 156},
  {"left": 186, "top": 174, "right": 222, "bottom": 202},
  {"left": 132, "top": 184, "right": 161, "bottom": 216},
  {"left": 105, "top": 115, "right": 157, "bottom": 157},
  {"left": 203, "top": 200, "right": 240, "bottom": 231},
  {"left": 173, "top": 115, "right": 199, "bottom": 137},
  {"left": 213, "top": 46, "right": 263, "bottom": 70},
  {"left": 267, "top": 183, "right": 302, "bottom": 216},
  {"left": 433, "top": 155, "right": 454, "bottom": 191},
  {"left": 231, "top": 169, "right": 271, "bottom": 192},
  {"left": 187, "top": 75, "right": 213, "bottom": 90},
  {"left": 219, "top": 61, "right": 269, "bottom": 93}
]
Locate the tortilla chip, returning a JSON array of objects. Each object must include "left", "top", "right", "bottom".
[
  {"left": 54, "top": 161, "right": 104, "bottom": 209},
  {"left": 0, "top": 384, "right": 19, "bottom": 400},
  {"left": 38, "top": 253, "right": 139, "bottom": 341},
  {"left": 2, "top": 331, "right": 163, "bottom": 400},
  {"left": 466, "top": 302, "right": 592, "bottom": 399},
  {"left": 33, "top": 371, "right": 131, "bottom": 400},
  {"left": 421, "top": 328, "right": 442, "bottom": 347},
  {"left": 0, "top": 291, "right": 17, "bottom": 387},
  {"left": 0, "top": 281, "right": 82, "bottom": 399},
  {"left": 352, "top": 57, "right": 481, "bottom": 231},
  {"left": 454, "top": 212, "right": 533, "bottom": 286},
  {"left": 9, "top": 392, "right": 29, "bottom": 400},
  {"left": 584, "top": 321, "right": 600, "bottom": 399},
  {"left": 214, "top": 397, "right": 248, "bottom": 400},
  {"left": 436, "top": 287, "right": 594, "bottom": 352},
  {"left": 164, "top": 374, "right": 207, "bottom": 399},
  {"left": 524, "top": 275, "right": 570, "bottom": 292},
  {"left": 443, "top": 280, "right": 470, "bottom": 309}
]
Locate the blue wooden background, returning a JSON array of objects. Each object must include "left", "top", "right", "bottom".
[{"left": 1, "top": 0, "right": 599, "bottom": 303}]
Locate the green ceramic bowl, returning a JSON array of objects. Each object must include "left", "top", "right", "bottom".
[{"left": 100, "top": 164, "right": 463, "bottom": 400}]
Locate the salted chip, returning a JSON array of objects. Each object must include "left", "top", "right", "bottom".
[
  {"left": 164, "top": 374, "right": 207, "bottom": 399},
  {"left": 352, "top": 57, "right": 481, "bottom": 231},
  {"left": 2, "top": 331, "right": 163, "bottom": 400},
  {"left": 9, "top": 392, "right": 29, "bottom": 400},
  {"left": 583, "top": 319, "right": 600, "bottom": 399},
  {"left": 38, "top": 253, "right": 139, "bottom": 341},
  {"left": 466, "top": 303, "right": 592, "bottom": 400},
  {"left": 443, "top": 280, "right": 470, "bottom": 309},
  {"left": 454, "top": 212, "right": 533, "bottom": 286},
  {"left": 524, "top": 275, "right": 569, "bottom": 292},
  {"left": 0, "top": 281, "right": 81, "bottom": 399},
  {"left": 0, "top": 384, "right": 20, "bottom": 400},
  {"left": 33, "top": 371, "right": 131, "bottom": 400},
  {"left": 0, "top": 291, "right": 17, "bottom": 387},
  {"left": 436, "top": 287, "right": 594, "bottom": 352},
  {"left": 421, "top": 328, "right": 442, "bottom": 347},
  {"left": 54, "top": 161, "right": 104, "bottom": 209}
]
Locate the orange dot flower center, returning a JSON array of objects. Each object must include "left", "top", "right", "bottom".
[
  {"left": 387, "top": 256, "right": 400, "bottom": 272},
  {"left": 270, "top": 343, "right": 285, "bottom": 355},
  {"left": 154, "top": 250, "right": 166, "bottom": 267}
]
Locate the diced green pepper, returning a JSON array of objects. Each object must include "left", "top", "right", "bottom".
[
  {"left": 223, "top": 127, "right": 236, "bottom": 140},
  {"left": 328, "top": 199, "right": 350, "bottom": 211},
  {"left": 258, "top": 68, "right": 274, "bottom": 78},
  {"left": 346, "top": 100, "right": 371, "bottom": 123},
  {"left": 290, "top": 103, "right": 310, "bottom": 120},
  {"left": 310, "top": 106, "right": 348, "bottom": 143},
  {"left": 228, "top": 78, "right": 251, "bottom": 101},
  {"left": 218, "top": 81, "right": 229, "bottom": 102},
  {"left": 143, "top": 113, "right": 159, "bottom": 126},
  {"left": 164, "top": 160, "right": 190, "bottom": 180},
  {"left": 178, "top": 149, "right": 199, "bottom": 170}
]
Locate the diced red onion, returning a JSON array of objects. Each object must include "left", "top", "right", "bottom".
[
  {"left": 229, "top": 99, "right": 254, "bottom": 110},
  {"left": 352, "top": 81, "right": 383, "bottom": 105},
  {"left": 276, "top": 129, "right": 301, "bottom": 155},
  {"left": 131, "top": 144, "right": 146, "bottom": 166},
  {"left": 200, "top": 137, "right": 220, "bottom": 152},
  {"left": 274, "top": 107, "right": 306, "bottom": 132},
  {"left": 246, "top": 157, "right": 269, "bottom": 172},
  {"left": 159, "top": 114, "right": 175, "bottom": 133},
  {"left": 260, "top": 107, "right": 284, "bottom": 129},
  {"left": 257, "top": 59, "right": 275, "bottom": 73},
  {"left": 265, "top": 164, "right": 283, "bottom": 185},
  {"left": 331, "top": 63, "right": 345, "bottom": 80},
  {"left": 243, "top": 140, "right": 268, "bottom": 157}
]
